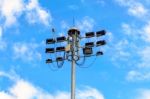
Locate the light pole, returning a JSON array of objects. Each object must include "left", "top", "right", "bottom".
[{"left": 45, "top": 27, "right": 106, "bottom": 99}]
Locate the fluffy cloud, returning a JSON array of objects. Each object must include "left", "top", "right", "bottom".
[
  {"left": 136, "top": 89, "right": 150, "bottom": 99},
  {"left": 0, "top": 79, "right": 54, "bottom": 99},
  {"left": 142, "top": 22, "right": 150, "bottom": 42},
  {"left": 76, "top": 16, "right": 95, "bottom": 32},
  {"left": 116, "top": 0, "right": 148, "bottom": 18},
  {"left": 25, "top": 0, "right": 52, "bottom": 26},
  {"left": 0, "top": 0, "right": 24, "bottom": 27},
  {"left": 122, "top": 23, "right": 134, "bottom": 36},
  {"left": 0, "top": 26, "right": 3, "bottom": 39},
  {"left": 0, "top": 71, "right": 104, "bottom": 99},
  {"left": 0, "top": 0, "right": 52, "bottom": 27},
  {"left": 77, "top": 87, "right": 104, "bottom": 99},
  {"left": 126, "top": 71, "right": 150, "bottom": 81},
  {"left": 116, "top": 23, "right": 150, "bottom": 81},
  {"left": 112, "top": 0, "right": 150, "bottom": 81},
  {"left": 137, "top": 46, "right": 150, "bottom": 68},
  {"left": 0, "top": 40, "right": 7, "bottom": 51},
  {"left": 60, "top": 20, "right": 69, "bottom": 30},
  {"left": 128, "top": 3, "right": 148, "bottom": 18},
  {"left": 13, "top": 42, "right": 41, "bottom": 62},
  {"left": 111, "top": 39, "right": 131, "bottom": 64}
]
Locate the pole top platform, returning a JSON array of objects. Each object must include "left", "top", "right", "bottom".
[{"left": 68, "top": 27, "right": 80, "bottom": 36}]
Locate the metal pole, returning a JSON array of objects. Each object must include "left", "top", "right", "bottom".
[
  {"left": 71, "top": 54, "right": 75, "bottom": 99},
  {"left": 71, "top": 34, "right": 76, "bottom": 99}
]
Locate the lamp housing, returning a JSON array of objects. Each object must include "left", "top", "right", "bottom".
[
  {"left": 85, "top": 32, "right": 95, "bottom": 38},
  {"left": 46, "top": 38, "right": 55, "bottom": 44},
  {"left": 96, "top": 40, "right": 106, "bottom": 46},
  {"left": 85, "top": 42, "right": 94, "bottom": 47},
  {"left": 46, "top": 59, "right": 53, "bottom": 63},
  {"left": 45, "top": 48, "right": 55, "bottom": 53},
  {"left": 56, "top": 47, "right": 65, "bottom": 52},
  {"left": 96, "top": 30, "right": 106, "bottom": 37},
  {"left": 56, "top": 57, "right": 64, "bottom": 61},
  {"left": 83, "top": 47, "right": 93, "bottom": 56},
  {"left": 56, "top": 36, "right": 66, "bottom": 42}
]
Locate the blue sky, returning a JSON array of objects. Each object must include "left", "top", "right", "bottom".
[{"left": 0, "top": 0, "right": 150, "bottom": 99}]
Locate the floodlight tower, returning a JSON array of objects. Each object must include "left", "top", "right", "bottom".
[
  {"left": 45, "top": 27, "right": 106, "bottom": 99},
  {"left": 68, "top": 28, "right": 80, "bottom": 99}
]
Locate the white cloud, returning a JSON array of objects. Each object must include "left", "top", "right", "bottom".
[
  {"left": 77, "top": 87, "right": 104, "bottom": 99},
  {"left": 13, "top": 42, "right": 41, "bottom": 62},
  {"left": 116, "top": 0, "right": 148, "bottom": 18},
  {"left": 126, "top": 70, "right": 150, "bottom": 81},
  {"left": 0, "top": 40, "right": 7, "bottom": 51},
  {"left": 106, "top": 31, "right": 113, "bottom": 42},
  {"left": 121, "top": 23, "right": 143, "bottom": 41},
  {"left": 76, "top": 16, "right": 95, "bottom": 32},
  {"left": 0, "top": 26, "right": 2, "bottom": 39},
  {"left": 111, "top": 39, "right": 131, "bottom": 62},
  {"left": 0, "top": 0, "right": 24, "bottom": 27},
  {"left": 136, "top": 89, "right": 150, "bottom": 99},
  {"left": 128, "top": 3, "right": 148, "bottom": 18},
  {"left": 0, "top": 0, "right": 52, "bottom": 27},
  {"left": 138, "top": 46, "right": 150, "bottom": 68},
  {"left": 25, "top": 0, "right": 52, "bottom": 26},
  {"left": 0, "top": 79, "right": 54, "bottom": 99},
  {"left": 0, "top": 71, "right": 18, "bottom": 81},
  {"left": 112, "top": 0, "right": 150, "bottom": 82},
  {"left": 122, "top": 23, "right": 133, "bottom": 35},
  {"left": 0, "top": 71, "right": 104, "bottom": 99},
  {"left": 61, "top": 20, "right": 69, "bottom": 30},
  {"left": 0, "top": 27, "right": 5, "bottom": 51},
  {"left": 142, "top": 22, "right": 150, "bottom": 42}
]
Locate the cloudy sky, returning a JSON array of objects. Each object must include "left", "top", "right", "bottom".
[{"left": 0, "top": 0, "right": 150, "bottom": 99}]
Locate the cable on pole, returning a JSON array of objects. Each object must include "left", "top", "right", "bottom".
[{"left": 77, "top": 56, "right": 97, "bottom": 68}]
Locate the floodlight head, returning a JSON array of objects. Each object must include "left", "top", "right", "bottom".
[
  {"left": 56, "top": 57, "right": 64, "bottom": 61},
  {"left": 56, "top": 36, "right": 66, "bottom": 42},
  {"left": 45, "top": 48, "right": 55, "bottom": 53},
  {"left": 68, "top": 27, "right": 80, "bottom": 37},
  {"left": 85, "top": 42, "right": 94, "bottom": 47},
  {"left": 96, "top": 40, "right": 106, "bottom": 46},
  {"left": 46, "top": 38, "right": 55, "bottom": 44},
  {"left": 96, "top": 30, "right": 106, "bottom": 37},
  {"left": 83, "top": 47, "right": 93, "bottom": 56},
  {"left": 85, "top": 32, "right": 95, "bottom": 38},
  {"left": 56, "top": 47, "right": 65, "bottom": 52},
  {"left": 46, "top": 59, "right": 52, "bottom": 63},
  {"left": 96, "top": 51, "right": 103, "bottom": 56}
]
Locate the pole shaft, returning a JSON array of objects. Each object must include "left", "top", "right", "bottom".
[
  {"left": 71, "top": 34, "right": 76, "bottom": 99},
  {"left": 71, "top": 56, "right": 75, "bottom": 99}
]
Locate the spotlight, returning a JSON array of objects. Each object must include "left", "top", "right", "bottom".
[
  {"left": 46, "top": 59, "right": 53, "bottom": 63},
  {"left": 83, "top": 47, "right": 93, "bottom": 55},
  {"left": 85, "top": 42, "right": 94, "bottom": 47},
  {"left": 96, "top": 40, "right": 106, "bottom": 46},
  {"left": 85, "top": 32, "right": 95, "bottom": 38},
  {"left": 56, "top": 47, "right": 65, "bottom": 52},
  {"left": 56, "top": 57, "right": 64, "bottom": 61},
  {"left": 46, "top": 38, "right": 55, "bottom": 44},
  {"left": 45, "top": 48, "right": 55, "bottom": 53},
  {"left": 96, "top": 51, "right": 103, "bottom": 56},
  {"left": 56, "top": 36, "right": 66, "bottom": 42},
  {"left": 96, "top": 30, "right": 106, "bottom": 37}
]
